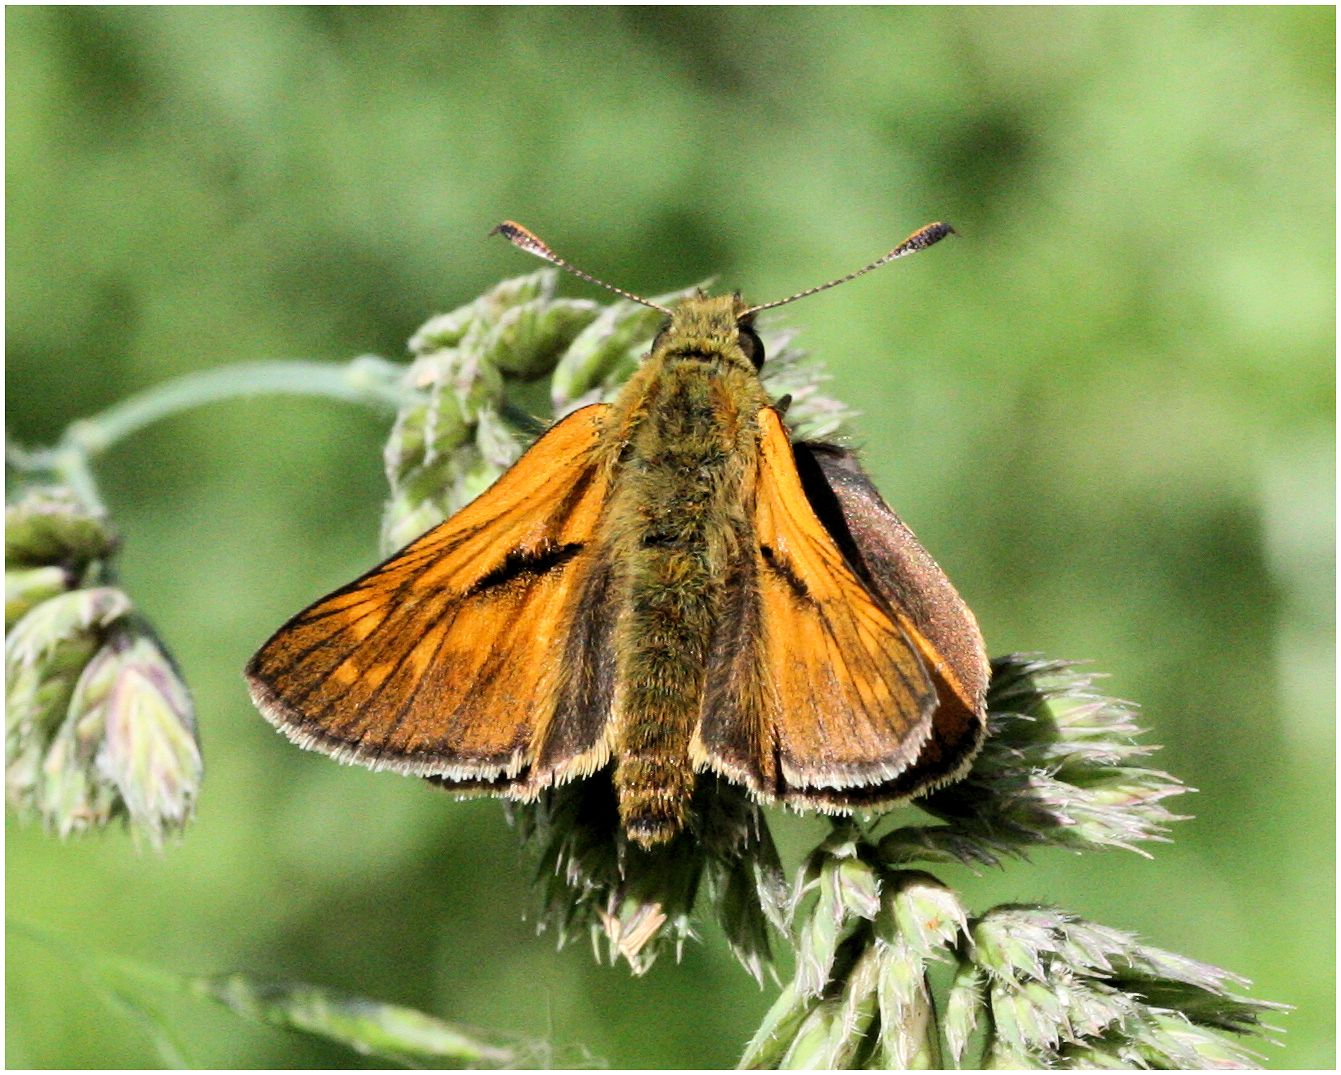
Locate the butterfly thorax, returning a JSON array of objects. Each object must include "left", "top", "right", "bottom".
[{"left": 602, "top": 312, "right": 771, "bottom": 847}]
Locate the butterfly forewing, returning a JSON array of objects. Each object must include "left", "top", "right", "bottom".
[{"left": 247, "top": 404, "right": 618, "bottom": 785}]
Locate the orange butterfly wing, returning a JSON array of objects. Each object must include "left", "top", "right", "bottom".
[
  {"left": 246, "top": 404, "right": 617, "bottom": 790},
  {"left": 694, "top": 407, "right": 940, "bottom": 806}
]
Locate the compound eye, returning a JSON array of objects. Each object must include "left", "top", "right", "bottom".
[{"left": 737, "top": 325, "right": 766, "bottom": 369}]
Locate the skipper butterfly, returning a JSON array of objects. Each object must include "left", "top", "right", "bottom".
[{"left": 247, "top": 221, "right": 988, "bottom": 849}]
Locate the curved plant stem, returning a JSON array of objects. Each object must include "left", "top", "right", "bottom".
[
  {"left": 60, "top": 356, "right": 406, "bottom": 459},
  {"left": 8, "top": 356, "right": 408, "bottom": 515}
]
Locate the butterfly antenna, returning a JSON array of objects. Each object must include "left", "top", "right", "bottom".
[
  {"left": 742, "top": 221, "right": 956, "bottom": 316},
  {"left": 491, "top": 221, "right": 674, "bottom": 315}
]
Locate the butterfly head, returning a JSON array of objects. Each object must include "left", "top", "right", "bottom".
[{"left": 653, "top": 292, "right": 765, "bottom": 371}]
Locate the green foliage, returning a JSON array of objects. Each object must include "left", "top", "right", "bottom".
[
  {"left": 740, "top": 658, "right": 1283, "bottom": 1069},
  {"left": 192, "top": 975, "right": 519, "bottom": 1067},
  {"left": 5, "top": 489, "right": 201, "bottom": 845},
  {"left": 10, "top": 922, "right": 520, "bottom": 1069}
]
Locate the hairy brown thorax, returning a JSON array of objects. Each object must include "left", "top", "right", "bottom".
[{"left": 602, "top": 296, "right": 768, "bottom": 845}]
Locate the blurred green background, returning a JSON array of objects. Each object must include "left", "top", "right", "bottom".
[{"left": 7, "top": 7, "right": 1333, "bottom": 1068}]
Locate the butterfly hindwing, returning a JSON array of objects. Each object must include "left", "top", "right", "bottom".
[
  {"left": 246, "top": 404, "right": 618, "bottom": 789},
  {"left": 792, "top": 441, "right": 988, "bottom": 800},
  {"left": 694, "top": 407, "right": 939, "bottom": 806}
]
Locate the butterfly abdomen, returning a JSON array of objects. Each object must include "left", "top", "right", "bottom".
[{"left": 607, "top": 358, "right": 762, "bottom": 847}]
